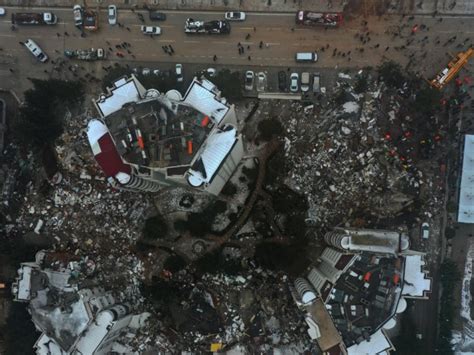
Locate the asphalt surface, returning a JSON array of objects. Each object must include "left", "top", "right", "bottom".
[{"left": 1, "top": 7, "right": 474, "bottom": 94}]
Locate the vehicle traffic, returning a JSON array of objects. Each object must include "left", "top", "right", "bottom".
[
  {"left": 295, "top": 10, "right": 343, "bottom": 27},
  {"left": 24, "top": 39, "right": 48, "bottom": 62},
  {"left": 176, "top": 64, "right": 183, "bottom": 82},
  {"left": 301, "top": 72, "right": 310, "bottom": 92},
  {"left": 73, "top": 5, "right": 83, "bottom": 27},
  {"left": 245, "top": 71, "right": 254, "bottom": 91},
  {"left": 141, "top": 25, "right": 162, "bottom": 35},
  {"left": 257, "top": 72, "right": 266, "bottom": 92},
  {"left": 83, "top": 9, "right": 98, "bottom": 31},
  {"left": 290, "top": 73, "right": 299, "bottom": 93},
  {"left": 108, "top": 5, "right": 117, "bottom": 25},
  {"left": 64, "top": 48, "right": 106, "bottom": 61},
  {"left": 11, "top": 12, "right": 57, "bottom": 25},
  {"left": 149, "top": 11, "right": 166, "bottom": 21},
  {"left": 185, "top": 18, "right": 231, "bottom": 34},
  {"left": 225, "top": 12, "right": 246, "bottom": 21}
]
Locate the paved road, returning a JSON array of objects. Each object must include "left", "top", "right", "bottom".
[{"left": 1, "top": 7, "right": 474, "bottom": 94}]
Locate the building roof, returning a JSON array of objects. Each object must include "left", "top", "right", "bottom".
[
  {"left": 187, "top": 127, "right": 238, "bottom": 187},
  {"left": 87, "top": 120, "right": 131, "bottom": 178},
  {"left": 458, "top": 134, "right": 474, "bottom": 223},
  {"left": 183, "top": 78, "right": 229, "bottom": 124},
  {"left": 337, "top": 228, "right": 410, "bottom": 255},
  {"left": 305, "top": 298, "right": 343, "bottom": 351},
  {"left": 402, "top": 254, "right": 432, "bottom": 298},
  {"left": 95, "top": 76, "right": 144, "bottom": 118},
  {"left": 346, "top": 329, "right": 393, "bottom": 355}
]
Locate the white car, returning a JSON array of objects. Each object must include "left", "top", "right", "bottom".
[
  {"left": 421, "top": 222, "right": 430, "bottom": 239},
  {"left": 206, "top": 68, "right": 216, "bottom": 77},
  {"left": 24, "top": 39, "right": 48, "bottom": 63},
  {"left": 290, "top": 73, "right": 299, "bottom": 93},
  {"left": 153, "top": 69, "right": 160, "bottom": 76},
  {"left": 225, "top": 11, "right": 246, "bottom": 21},
  {"left": 257, "top": 72, "right": 266, "bottom": 92},
  {"left": 141, "top": 25, "right": 161, "bottom": 35},
  {"left": 108, "top": 5, "right": 117, "bottom": 25},
  {"left": 176, "top": 64, "right": 183, "bottom": 82},
  {"left": 73, "top": 5, "right": 83, "bottom": 26},
  {"left": 245, "top": 71, "right": 254, "bottom": 91},
  {"left": 0, "top": 8, "right": 6, "bottom": 16},
  {"left": 142, "top": 68, "right": 151, "bottom": 76}
]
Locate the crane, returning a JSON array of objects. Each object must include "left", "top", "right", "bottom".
[{"left": 428, "top": 48, "right": 474, "bottom": 90}]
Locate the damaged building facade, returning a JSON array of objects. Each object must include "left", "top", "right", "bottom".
[
  {"left": 292, "top": 228, "right": 432, "bottom": 354},
  {"left": 87, "top": 75, "right": 244, "bottom": 195},
  {"left": 12, "top": 250, "right": 149, "bottom": 355}
]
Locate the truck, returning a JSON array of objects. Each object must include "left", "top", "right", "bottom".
[
  {"left": 184, "top": 18, "right": 230, "bottom": 34},
  {"left": 12, "top": 12, "right": 57, "bottom": 25},
  {"left": 64, "top": 48, "right": 105, "bottom": 61},
  {"left": 295, "top": 11, "right": 342, "bottom": 27},
  {"left": 83, "top": 9, "right": 98, "bottom": 31}
]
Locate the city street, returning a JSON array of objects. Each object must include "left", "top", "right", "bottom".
[{"left": 1, "top": 7, "right": 474, "bottom": 93}]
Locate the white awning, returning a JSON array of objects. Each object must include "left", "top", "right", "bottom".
[{"left": 458, "top": 135, "right": 474, "bottom": 223}]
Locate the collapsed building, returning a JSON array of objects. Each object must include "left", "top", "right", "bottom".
[
  {"left": 87, "top": 75, "right": 244, "bottom": 195},
  {"left": 292, "top": 228, "right": 432, "bottom": 354},
  {"left": 12, "top": 251, "right": 149, "bottom": 355}
]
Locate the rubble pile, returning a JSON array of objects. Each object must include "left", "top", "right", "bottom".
[
  {"left": 142, "top": 268, "right": 313, "bottom": 353},
  {"left": 279, "top": 76, "right": 443, "bottom": 230}
]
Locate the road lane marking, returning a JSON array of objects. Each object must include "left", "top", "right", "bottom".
[
  {"left": 212, "top": 41, "right": 228, "bottom": 44},
  {"left": 184, "top": 40, "right": 200, "bottom": 43},
  {"left": 158, "top": 39, "right": 176, "bottom": 43}
]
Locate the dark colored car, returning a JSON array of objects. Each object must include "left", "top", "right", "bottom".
[
  {"left": 278, "top": 71, "right": 287, "bottom": 91},
  {"left": 149, "top": 11, "right": 166, "bottom": 21}
]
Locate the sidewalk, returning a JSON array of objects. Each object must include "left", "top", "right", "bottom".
[{"left": 1, "top": 0, "right": 344, "bottom": 13}]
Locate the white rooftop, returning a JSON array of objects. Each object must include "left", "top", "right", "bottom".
[
  {"left": 16, "top": 264, "right": 33, "bottom": 301},
  {"left": 339, "top": 228, "right": 410, "bottom": 255},
  {"left": 347, "top": 329, "right": 392, "bottom": 355},
  {"left": 402, "top": 254, "right": 432, "bottom": 298},
  {"left": 183, "top": 78, "right": 229, "bottom": 124},
  {"left": 96, "top": 77, "right": 143, "bottom": 118},
  {"left": 458, "top": 135, "right": 474, "bottom": 223},
  {"left": 187, "top": 128, "right": 238, "bottom": 186}
]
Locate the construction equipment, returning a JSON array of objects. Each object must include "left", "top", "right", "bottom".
[
  {"left": 295, "top": 11, "right": 343, "bottom": 27},
  {"left": 428, "top": 48, "right": 474, "bottom": 90},
  {"left": 82, "top": 0, "right": 98, "bottom": 31},
  {"left": 12, "top": 12, "right": 57, "bottom": 25}
]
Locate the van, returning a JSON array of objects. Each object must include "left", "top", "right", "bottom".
[
  {"left": 312, "top": 73, "right": 320, "bottom": 93},
  {"left": 301, "top": 72, "right": 310, "bottom": 92},
  {"left": 24, "top": 39, "right": 48, "bottom": 62},
  {"left": 295, "top": 52, "right": 318, "bottom": 62}
]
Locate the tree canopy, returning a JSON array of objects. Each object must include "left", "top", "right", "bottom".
[
  {"left": 377, "top": 61, "right": 405, "bottom": 89},
  {"left": 15, "top": 79, "right": 84, "bottom": 147}
]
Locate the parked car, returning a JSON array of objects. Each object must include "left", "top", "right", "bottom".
[
  {"left": 257, "top": 72, "right": 266, "bottom": 92},
  {"left": 153, "top": 69, "right": 160, "bottom": 76},
  {"left": 290, "top": 73, "right": 299, "bottom": 93},
  {"left": 301, "top": 72, "right": 310, "bottom": 92},
  {"left": 225, "top": 11, "right": 246, "bottom": 21},
  {"left": 312, "top": 73, "right": 320, "bottom": 93},
  {"left": 73, "top": 4, "right": 83, "bottom": 27},
  {"left": 175, "top": 64, "right": 183, "bottom": 82},
  {"left": 278, "top": 71, "right": 287, "bottom": 92},
  {"left": 206, "top": 68, "right": 216, "bottom": 77},
  {"left": 107, "top": 5, "right": 117, "bottom": 25},
  {"left": 149, "top": 11, "right": 166, "bottom": 21},
  {"left": 142, "top": 68, "right": 151, "bottom": 76},
  {"left": 421, "top": 222, "right": 430, "bottom": 239},
  {"left": 245, "top": 71, "right": 254, "bottom": 91},
  {"left": 0, "top": 8, "right": 6, "bottom": 16},
  {"left": 141, "top": 25, "right": 161, "bottom": 35}
]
